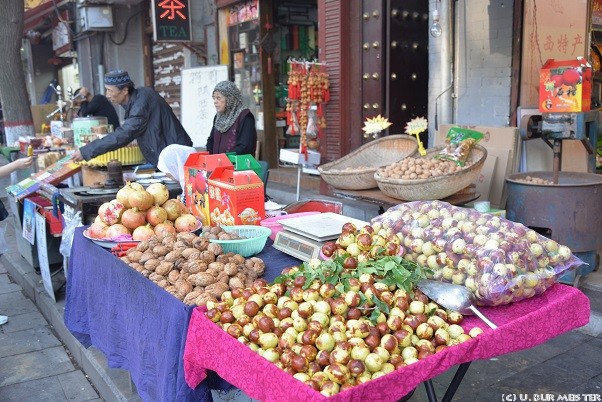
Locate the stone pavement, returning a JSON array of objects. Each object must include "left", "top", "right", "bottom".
[
  {"left": 0, "top": 259, "right": 100, "bottom": 401},
  {"left": 0, "top": 154, "right": 600, "bottom": 401}
]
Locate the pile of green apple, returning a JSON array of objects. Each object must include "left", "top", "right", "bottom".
[{"left": 205, "top": 270, "right": 484, "bottom": 396}]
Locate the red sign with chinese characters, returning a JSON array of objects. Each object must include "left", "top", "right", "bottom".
[{"left": 152, "top": 0, "right": 191, "bottom": 42}]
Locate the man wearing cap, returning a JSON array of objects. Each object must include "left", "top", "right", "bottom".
[
  {"left": 72, "top": 70, "right": 192, "bottom": 167},
  {"left": 73, "top": 87, "right": 120, "bottom": 129}
]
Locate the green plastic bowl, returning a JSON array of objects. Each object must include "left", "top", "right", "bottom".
[{"left": 208, "top": 225, "right": 271, "bottom": 257}]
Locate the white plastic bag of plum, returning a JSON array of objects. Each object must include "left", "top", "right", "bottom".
[{"left": 371, "top": 200, "right": 585, "bottom": 306}]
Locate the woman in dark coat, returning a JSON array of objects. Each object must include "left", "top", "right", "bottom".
[{"left": 206, "top": 81, "right": 257, "bottom": 156}]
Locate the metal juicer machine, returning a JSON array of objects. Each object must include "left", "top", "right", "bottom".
[{"left": 507, "top": 110, "right": 602, "bottom": 286}]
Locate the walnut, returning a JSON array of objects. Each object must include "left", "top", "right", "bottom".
[
  {"left": 144, "top": 259, "right": 161, "bottom": 271},
  {"left": 183, "top": 290, "right": 202, "bottom": 305},
  {"left": 228, "top": 277, "right": 244, "bottom": 290},
  {"left": 168, "top": 270, "right": 180, "bottom": 284},
  {"left": 140, "top": 269, "right": 151, "bottom": 278},
  {"left": 157, "top": 279, "right": 169, "bottom": 288},
  {"left": 137, "top": 241, "right": 150, "bottom": 252},
  {"left": 175, "top": 279, "right": 193, "bottom": 299},
  {"left": 177, "top": 232, "right": 197, "bottom": 244},
  {"left": 216, "top": 254, "right": 230, "bottom": 264},
  {"left": 188, "top": 261, "right": 208, "bottom": 274},
  {"left": 192, "top": 236, "right": 208, "bottom": 250},
  {"left": 229, "top": 254, "right": 245, "bottom": 265},
  {"left": 153, "top": 245, "right": 170, "bottom": 257},
  {"left": 224, "top": 262, "right": 238, "bottom": 276},
  {"left": 155, "top": 261, "right": 174, "bottom": 276},
  {"left": 194, "top": 293, "right": 214, "bottom": 306},
  {"left": 129, "top": 263, "right": 144, "bottom": 272},
  {"left": 120, "top": 256, "right": 130, "bottom": 264},
  {"left": 181, "top": 248, "right": 201, "bottom": 260},
  {"left": 205, "top": 282, "right": 229, "bottom": 299},
  {"left": 139, "top": 251, "right": 156, "bottom": 265},
  {"left": 126, "top": 249, "right": 143, "bottom": 263},
  {"left": 199, "top": 250, "right": 216, "bottom": 263},
  {"left": 207, "top": 243, "right": 223, "bottom": 256},
  {"left": 164, "top": 249, "right": 183, "bottom": 262},
  {"left": 149, "top": 272, "right": 165, "bottom": 282},
  {"left": 189, "top": 272, "right": 217, "bottom": 287}
]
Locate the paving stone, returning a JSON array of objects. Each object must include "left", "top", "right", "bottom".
[
  {"left": 0, "top": 281, "right": 20, "bottom": 294},
  {"left": 0, "top": 311, "right": 47, "bottom": 334},
  {"left": 0, "top": 346, "right": 75, "bottom": 387},
  {"left": 547, "top": 342, "right": 602, "bottom": 380},
  {"left": 58, "top": 370, "right": 100, "bottom": 401},
  {"left": 0, "top": 291, "right": 38, "bottom": 317},
  {"left": 494, "top": 360, "right": 590, "bottom": 394},
  {"left": 0, "top": 326, "right": 62, "bottom": 358},
  {"left": 0, "top": 375, "right": 67, "bottom": 401}
]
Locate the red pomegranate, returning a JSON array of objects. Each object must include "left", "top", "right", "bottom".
[
  {"left": 121, "top": 208, "right": 147, "bottom": 230},
  {"left": 88, "top": 222, "right": 109, "bottom": 239},
  {"left": 174, "top": 213, "right": 199, "bottom": 233},
  {"left": 132, "top": 225, "right": 155, "bottom": 241},
  {"left": 155, "top": 221, "right": 177, "bottom": 236},
  {"left": 128, "top": 189, "right": 155, "bottom": 211},
  {"left": 106, "top": 224, "right": 130, "bottom": 238},
  {"left": 146, "top": 205, "right": 168, "bottom": 226},
  {"left": 97, "top": 200, "right": 126, "bottom": 226}
]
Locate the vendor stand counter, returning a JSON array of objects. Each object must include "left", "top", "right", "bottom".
[
  {"left": 63, "top": 227, "right": 301, "bottom": 402},
  {"left": 184, "top": 285, "right": 589, "bottom": 402},
  {"left": 332, "top": 187, "right": 480, "bottom": 214}
]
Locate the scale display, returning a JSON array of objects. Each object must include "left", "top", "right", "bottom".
[
  {"left": 273, "top": 230, "right": 324, "bottom": 262},
  {"left": 279, "top": 212, "right": 369, "bottom": 241}
]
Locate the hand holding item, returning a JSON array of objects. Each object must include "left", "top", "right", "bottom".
[
  {"left": 71, "top": 150, "right": 83, "bottom": 162},
  {"left": 15, "top": 157, "right": 34, "bottom": 170},
  {"left": 79, "top": 87, "right": 90, "bottom": 98}
]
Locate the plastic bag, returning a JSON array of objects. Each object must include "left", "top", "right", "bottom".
[
  {"left": 59, "top": 211, "right": 82, "bottom": 258},
  {"left": 435, "top": 127, "right": 484, "bottom": 166},
  {"left": 371, "top": 200, "right": 584, "bottom": 306}
]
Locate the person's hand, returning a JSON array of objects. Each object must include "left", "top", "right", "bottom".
[
  {"left": 71, "top": 150, "right": 84, "bottom": 162},
  {"left": 79, "top": 87, "right": 90, "bottom": 98},
  {"left": 14, "top": 157, "right": 34, "bottom": 170}
]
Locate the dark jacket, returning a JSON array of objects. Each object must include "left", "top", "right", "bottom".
[
  {"left": 78, "top": 95, "right": 121, "bottom": 129},
  {"left": 80, "top": 87, "right": 192, "bottom": 167},
  {"left": 206, "top": 110, "right": 257, "bottom": 155}
]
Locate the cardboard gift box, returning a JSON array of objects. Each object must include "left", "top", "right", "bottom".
[
  {"left": 539, "top": 57, "right": 592, "bottom": 113},
  {"left": 207, "top": 166, "right": 265, "bottom": 226},
  {"left": 183, "top": 152, "right": 233, "bottom": 225}
]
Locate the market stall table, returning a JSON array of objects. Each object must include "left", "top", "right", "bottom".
[
  {"left": 332, "top": 186, "right": 480, "bottom": 214},
  {"left": 64, "top": 227, "right": 301, "bottom": 401},
  {"left": 183, "top": 284, "right": 589, "bottom": 402}
]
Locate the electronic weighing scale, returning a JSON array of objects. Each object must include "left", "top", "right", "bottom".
[{"left": 272, "top": 213, "right": 369, "bottom": 262}]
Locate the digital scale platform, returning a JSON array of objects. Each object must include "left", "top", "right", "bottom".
[{"left": 272, "top": 213, "right": 369, "bottom": 262}]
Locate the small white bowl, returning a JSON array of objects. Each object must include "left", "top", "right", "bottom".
[
  {"left": 152, "top": 172, "right": 167, "bottom": 179},
  {"left": 135, "top": 173, "right": 152, "bottom": 180}
]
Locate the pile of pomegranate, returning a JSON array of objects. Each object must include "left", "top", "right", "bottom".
[{"left": 87, "top": 182, "right": 200, "bottom": 240}]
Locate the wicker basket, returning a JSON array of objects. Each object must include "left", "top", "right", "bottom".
[
  {"left": 318, "top": 135, "right": 418, "bottom": 190},
  {"left": 208, "top": 225, "right": 271, "bottom": 257},
  {"left": 374, "top": 144, "right": 487, "bottom": 201}
]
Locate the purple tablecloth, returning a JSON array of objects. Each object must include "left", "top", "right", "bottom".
[{"left": 64, "top": 227, "right": 301, "bottom": 402}]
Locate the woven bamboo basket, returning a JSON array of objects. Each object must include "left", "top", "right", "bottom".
[
  {"left": 374, "top": 144, "right": 487, "bottom": 201},
  {"left": 318, "top": 135, "right": 418, "bottom": 190}
]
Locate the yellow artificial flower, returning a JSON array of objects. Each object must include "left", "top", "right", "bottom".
[{"left": 362, "top": 115, "right": 393, "bottom": 135}]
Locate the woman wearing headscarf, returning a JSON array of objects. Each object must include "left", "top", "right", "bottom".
[{"left": 206, "top": 81, "right": 257, "bottom": 156}]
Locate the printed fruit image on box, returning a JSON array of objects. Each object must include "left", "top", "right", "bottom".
[
  {"left": 183, "top": 153, "right": 233, "bottom": 226},
  {"left": 539, "top": 57, "right": 592, "bottom": 113},
  {"left": 208, "top": 166, "right": 265, "bottom": 226}
]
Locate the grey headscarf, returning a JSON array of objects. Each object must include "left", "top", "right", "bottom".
[{"left": 213, "top": 81, "right": 246, "bottom": 133}]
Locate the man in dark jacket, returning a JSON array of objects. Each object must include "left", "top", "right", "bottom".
[
  {"left": 72, "top": 70, "right": 192, "bottom": 167},
  {"left": 73, "top": 87, "right": 120, "bottom": 129}
]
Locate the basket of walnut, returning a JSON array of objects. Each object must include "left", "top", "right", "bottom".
[
  {"left": 374, "top": 143, "right": 487, "bottom": 201},
  {"left": 317, "top": 135, "right": 418, "bottom": 190}
]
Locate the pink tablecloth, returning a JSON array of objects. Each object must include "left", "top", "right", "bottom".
[{"left": 183, "top": 284, "right": 590, "bottom": 402}]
